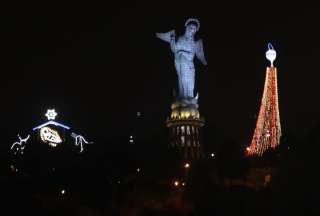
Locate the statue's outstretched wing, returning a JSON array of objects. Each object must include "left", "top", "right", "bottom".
[
  {"left": 195, "top": 39, "right": 207, "bottom": 65},
  {"left": 155, "top": 30, "right": 175, "bottom": 43}
]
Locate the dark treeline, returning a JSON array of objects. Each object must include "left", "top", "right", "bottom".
[{"left": 1, "top": 123, "right": 320, "bottom": 215}]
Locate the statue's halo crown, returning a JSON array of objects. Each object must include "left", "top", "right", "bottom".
[{"left": 185, "top": 18, "right": 200, "bottom": 31}]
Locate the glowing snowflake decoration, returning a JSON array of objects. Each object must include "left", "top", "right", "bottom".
[{"left": 45, "top": 109, "right": 57, "bottom": 120}]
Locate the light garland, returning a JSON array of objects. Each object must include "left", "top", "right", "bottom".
[
  {"left": 247, "top": 44, "right": 281, "bottom": 156},
  {"left": 247, "top": 66, "right": 281, "bottom": 156}
]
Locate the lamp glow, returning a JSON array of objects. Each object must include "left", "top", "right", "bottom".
[
  {"left": 266, "top": 43, "right": 276, "bottom": 66},
  {"left": 184, "top": 163, "right": 190, "bottom": 168}
]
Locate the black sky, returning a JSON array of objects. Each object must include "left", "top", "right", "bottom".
[{"left": 1, "top": 3, "right": 320, "bottom": 153}]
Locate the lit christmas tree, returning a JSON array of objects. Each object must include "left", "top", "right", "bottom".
[{"left": 247, "top": 43, "right": 281, "bottom": 156}]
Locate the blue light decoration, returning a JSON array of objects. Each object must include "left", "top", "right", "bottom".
[
  {"left": 11, "top": 109, "right": 92, "bottom": 154},
  {"left": 268, "top": 43, "right": 274, "bottom": 50},
  {"left": 32, "top": 120, "right": 70, "bottom": 131}
]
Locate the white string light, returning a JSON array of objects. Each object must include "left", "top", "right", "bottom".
[
  {"left": 11, "top": 134, "right": 30, "bottom": 154},
  {"left": 45, "top": 109, "right": 57, "bottom": 120},
  {"left": 71, "top": 132, "right": 93, "bottom": 153}
]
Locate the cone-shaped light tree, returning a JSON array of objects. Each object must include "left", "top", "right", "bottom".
[{"left": 247, "top": 43, "right": 281, "bottom": 156}]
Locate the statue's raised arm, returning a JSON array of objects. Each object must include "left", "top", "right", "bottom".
[{"left": 156, "top": 30, "right": 175, "bottom": 43}]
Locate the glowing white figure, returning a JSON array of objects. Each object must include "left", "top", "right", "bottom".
[
  {"left": 71, "top": 132, "right": 93, "bottom": 153},
  {"left": 45, "top": 109, "right": 57, "bottom": 120},
  {"left": 11, "top": 134, "right": 30, "bottom": 154},
  {"left": 40, "top": 127, "right": 62, "bottom": 146},
  {"left": 156, "top": 18, "right": 207, "bottom": 100},
  {"left": 266, "top": 43, "right": 277, "bottom": 67}
]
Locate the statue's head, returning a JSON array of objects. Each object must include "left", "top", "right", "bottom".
[{"left": 185, "top": 18, "right": 200, "bottom": 39}]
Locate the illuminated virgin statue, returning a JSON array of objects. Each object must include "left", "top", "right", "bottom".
[{"left": 156, "top": 18, "right": 207, "bottom": 100}]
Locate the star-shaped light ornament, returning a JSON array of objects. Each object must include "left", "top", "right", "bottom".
[{"left": 45, "top": 109, "right": 57, "bottom": 120}]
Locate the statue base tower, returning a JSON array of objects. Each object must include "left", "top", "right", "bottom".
[{"left": 166, "top": 97, "right": 205, "bottom": 160}]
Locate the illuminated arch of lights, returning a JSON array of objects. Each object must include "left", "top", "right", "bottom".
[{"left": 11, "top": 109, "right": 93, "bottom": 154}]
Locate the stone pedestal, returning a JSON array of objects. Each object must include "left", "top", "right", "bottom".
[{"left": 166, "top": 98, "right": 205, "bottom": 160}]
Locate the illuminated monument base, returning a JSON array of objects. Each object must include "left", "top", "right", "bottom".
[{"left": 166, "top": 98, "right": 205, "bottom": 160}]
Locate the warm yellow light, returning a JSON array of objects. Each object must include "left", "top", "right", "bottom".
[
  {"left": 266, "top": 133, "right": 270, "bottom": 137},
  {"left": 184, "top": 163, "right": 190, "bottom": 168},
  {"left": 248, "top": 67, "right": 281, "bottom": 156},
  {"left": 174, "top": 181, "right": 179, "bottom": 187},
  {"left": 246, "top": 147, "right": 251, "bottom": 151},
  {"left": 40, "top": 126, "right": 62, "bottom": 146},
  {"left": 49, "top": 142, "right": 58, "bottom": 147}
]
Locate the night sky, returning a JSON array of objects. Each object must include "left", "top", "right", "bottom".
[{"left": 1, "top": 3, "right": 320, "bottom": 155}]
